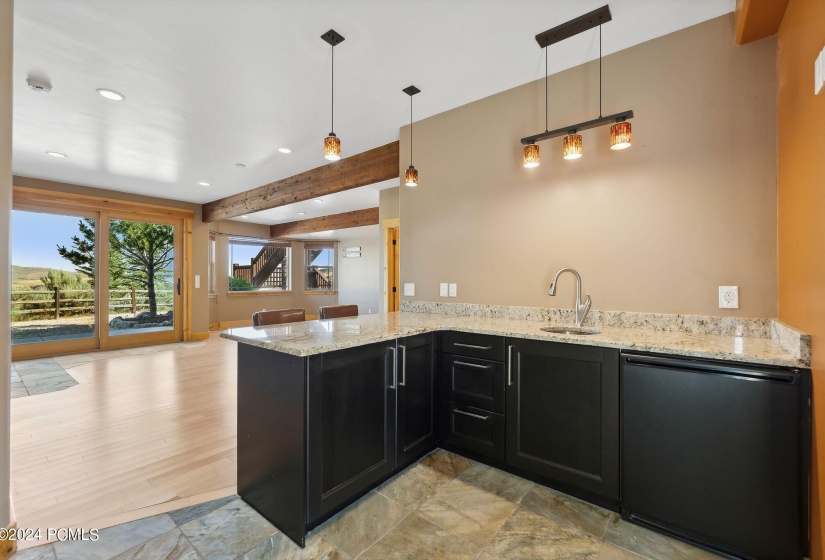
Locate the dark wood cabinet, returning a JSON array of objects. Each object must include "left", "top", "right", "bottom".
[
  {"left": 396, "top": 333, "right": 439, "bottom": 466},
  {"left": 442, "top": 401, "right": 506, "bottom": 461},
  {"left": 307, "top": 341, "right": 397, "bottom": 521},
  {"left": 442, "top": 354, "right": 505, "bottom": 414},
  {"left": 506, "top": 338, "right": 619, "bottom": 499}
]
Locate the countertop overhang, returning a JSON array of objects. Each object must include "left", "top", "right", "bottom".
[{"left": 220, "top": 311, "right": 809, "bottom": 369}]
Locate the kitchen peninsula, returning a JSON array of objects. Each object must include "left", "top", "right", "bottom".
[{"left": 223, "top": 305, "right": 811, "bottom": 560}]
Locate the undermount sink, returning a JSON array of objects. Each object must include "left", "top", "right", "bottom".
[{"left": 540, "top": 326, "right": 601, "bottom": 336}]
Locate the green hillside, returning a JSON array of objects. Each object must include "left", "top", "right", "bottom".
[{"left": 12, "top": 265, "right": 91, "bottom": 289}]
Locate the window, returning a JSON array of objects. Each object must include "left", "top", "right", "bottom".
[
  {"left": 228, "top": 237, "right": 291, "bottom": 292},
  {"left": 208, "top": 232, "right": 217, "bottom": 294},
  {"left": 305, "top": 242, "right": 336, "bottom": 291}
]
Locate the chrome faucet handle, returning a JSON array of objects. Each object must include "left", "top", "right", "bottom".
[{"left": 576, "top": 294, "right": 592, "bottom": 327}]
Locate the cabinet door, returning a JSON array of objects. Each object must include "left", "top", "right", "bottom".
[
  {"left": 506, "top": 339, "right": 619, "bottom": 499},
  {"left": 307, "top": 341, "right": 397, "bottom": 521},
  {"left": 397, "top": 333, "right": 438, "bottom": 466}
]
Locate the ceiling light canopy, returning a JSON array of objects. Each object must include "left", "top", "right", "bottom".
[
  {"left": 278, "top": 148, "right": 292, "bottom": 154},
  {"left": 198, "top": 181, "right": 210, "bottom": 186},
  {"left": 46, "top": 151, "right": 67, "bottom": 158},
  {"left": 97, "top": 88, "right": 125, "bottom": 101},
  {"left": 403, "top": 85, "right": 421, "bottom": 187},
  {"left": 520, "top": 5, "right": 633, "bottom": 165},
  {"left": 321, "top": 29, "right": 345, "bottom": 161}
]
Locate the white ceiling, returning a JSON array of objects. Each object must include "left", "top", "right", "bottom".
[{"left": 12, "top": 0, "right": 734, "bottom": 217}]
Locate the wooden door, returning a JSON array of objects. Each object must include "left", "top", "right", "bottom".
[{"left": 387, "top": 227, "right": 400, "bottom": 312}]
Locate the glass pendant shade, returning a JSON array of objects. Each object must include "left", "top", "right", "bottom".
[
  {"left": 405, "top": 165, "right": 419, "bottom": 187},
  {"left": 522, "top": 144, "right": 540, "bottom": 168},
  {"left": 610, "top": 121, "right": 632, "bottom": 150},
  {"left": 563, "top": 134, "right": 583, "bottom": 159},
  {"left": 324, "top": 134, "right": 341, "bottom": 161}
]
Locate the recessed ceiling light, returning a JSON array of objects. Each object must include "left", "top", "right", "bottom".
[
  {"left": 314, "top": 199, "right": 323, "bottom": 203},
  {"left": 97, "top": 88, "right": 125, "bottom": 101},
  {"left": 46, "top": 151, "right": 67, "bottom": 158},
  {"left": 241, "top": 215, "right": 249, "bottom": 219},
  {"left": 278, "top": 148, "right": 292, "bottom": 154},
  {"left": 298, "top": 212, "right": 306, "bottom": 215},
  {"left": 197, "top": 181, "right": 210, "bottom": 186},
  {"left": 234, "top": 163, "right": 246, "bottom": 168}
]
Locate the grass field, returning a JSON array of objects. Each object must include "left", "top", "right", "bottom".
[{"left": 11, "top": 265, "right": 91, "bottom": 290}]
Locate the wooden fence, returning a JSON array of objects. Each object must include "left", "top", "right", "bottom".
[{"left": 10, "top": 288, "right": 173, "bottom": 320}]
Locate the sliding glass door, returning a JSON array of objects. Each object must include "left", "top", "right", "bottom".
[
  {"left": 11, "top": 209, "right": 100, "bottom": 356},
  {"left": 11, "top": 198, "right": 186, "bottom": 360}
]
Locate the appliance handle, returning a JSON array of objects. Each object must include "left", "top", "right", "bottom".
[
  {"left": 399, "top": 344, "right": 407, "bottom": 387},
  {"left": 622, "top": 353, "right": 798, "bottom": 383}
]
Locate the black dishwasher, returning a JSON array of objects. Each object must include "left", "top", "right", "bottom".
[{"left": 621, "top": 353, "right": 810, "bottom": 560}]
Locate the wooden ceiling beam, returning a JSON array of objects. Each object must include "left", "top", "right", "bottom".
[
  {"left": 202, "top": 142, "right": 399, "bottom": 222},
  {"left": 270, "top": 207, "right": 379, "bottom": 237},
  {"left": 734, "top": 0, "right": 790, "bottom": 45}
]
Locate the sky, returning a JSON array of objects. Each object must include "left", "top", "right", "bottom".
[{"left": 11, "top": 210, "right": 89, "bottom": 271}]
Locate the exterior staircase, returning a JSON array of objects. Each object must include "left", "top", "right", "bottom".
[{"left": 233, "top": 245, "right": 287, "bottom": 288}]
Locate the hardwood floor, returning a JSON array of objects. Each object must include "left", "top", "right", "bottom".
[{"left": 10, "top": 334, "right": 238, "bottom": 547}]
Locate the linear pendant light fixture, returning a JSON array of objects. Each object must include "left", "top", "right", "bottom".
[
  {"left": 322, "top": 29, "right": 345, "bottom": 161},
  {"left": 403, "top": 85, "right": 421, "bottom": 187},
  {"left": 521, "top": 5, "right": 633, "bottom": 167}
]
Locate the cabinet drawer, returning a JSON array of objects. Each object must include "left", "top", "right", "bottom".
[
  {"left": 443, "top": 332, "right": 505, "bottom": 362},
  {"left": 442, "top": 402, "right": 505, "bottom": 462},
  {"left": 442, "top": 354, "right": 505, "bottom": 414}
]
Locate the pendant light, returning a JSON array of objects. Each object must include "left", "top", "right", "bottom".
[
  {"left": 403, "top": 85, "right": 421, "bottom": 187},
  {"left": 321, "top": 30, "right": 345, "bottom": 161},
  {"left": 523, "top": 45, "right": 549, "bottom": 168},
  {"left": 520, "top": 6, "right": 634, "bottom": 162},
  {"left": 563, "top": 132, "right": 583, "bottom": 159},
  {"left": 610, "top": 118, "right": 631, "bottom": 150}
]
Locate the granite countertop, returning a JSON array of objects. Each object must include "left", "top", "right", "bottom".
[{"left": 221, "top": 311, "right": 809, "bottom": 368}]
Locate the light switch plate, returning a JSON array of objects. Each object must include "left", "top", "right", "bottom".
[
  {"left": 194, "top": 274, "right": 201, "bottom": 289},
  {"left": 448, "top": 283, "right": 457, "bottom": 297},
  {"left": 439, "top": 283, "right": 448, "bottom": 297},
  {"left": 404, "top": 283, "right": 415, "bottom": 296},
  {"left": 719, "top": 286, "right": 739, "bottom": 309}
]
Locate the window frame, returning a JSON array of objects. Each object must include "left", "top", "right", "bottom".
[
  {"left": 227, "top": 236, "right": 292, "bottom": 293},
  {"left": 303, "top": 241, "right": 337, "bottom": 294}
]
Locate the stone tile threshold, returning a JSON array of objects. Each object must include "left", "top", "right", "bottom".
[
  {"left": 10, "top": 341, "right": 209, "bottom": 399},
  {"left": 13, "top": 449, "right": 722, "bottom": 560}
]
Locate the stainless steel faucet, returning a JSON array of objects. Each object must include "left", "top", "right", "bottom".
[{"left": 548, "top": 268, "right": 592, "bottom": 327}]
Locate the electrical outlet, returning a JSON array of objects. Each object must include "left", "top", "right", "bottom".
[
  {"left": 439, "top": 283, "right": 448, "bottom": 297},
  {"left": 719, "top": 286, "right": 739, "bottom": 309},
  {"left": 448, "top": 283, "right": 458, "bottom": 297},
  {"left": 816, "top": 47, "right": 824, "bottom": 95},
  {"left": 404, "top": 283, "right": 415, "bottom": 296}
]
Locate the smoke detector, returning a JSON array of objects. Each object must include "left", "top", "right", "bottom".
[{"left": 27, "top": 77, "right": 52, "bottom": 93}]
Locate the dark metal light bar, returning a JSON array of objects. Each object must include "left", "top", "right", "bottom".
[
  {"left": 520, "top": 110, "right": 633, "bottom": 145},
  {"left": 535, "top": 5, "right": 612, "bottom": 48}
]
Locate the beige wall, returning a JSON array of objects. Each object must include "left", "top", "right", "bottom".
[
  {"left": 12, "top": 176, "right": 210, "bottom": 334},
  {"left": 338, "top": 225, "right": 381, "bottom": 314},
  {"left": 0, "top": 0, "right": 12, "bottom": 529},
  {"left": 400, "top": 14, "right": 778, "bottom": 317}
]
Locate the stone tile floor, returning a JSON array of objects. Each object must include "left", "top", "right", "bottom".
[
  {"left": 10, "top": 341, "right": 209, "bottom": 399},
  {"left": 12, "top": 450, "right": 722, "bottom": 560}
]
